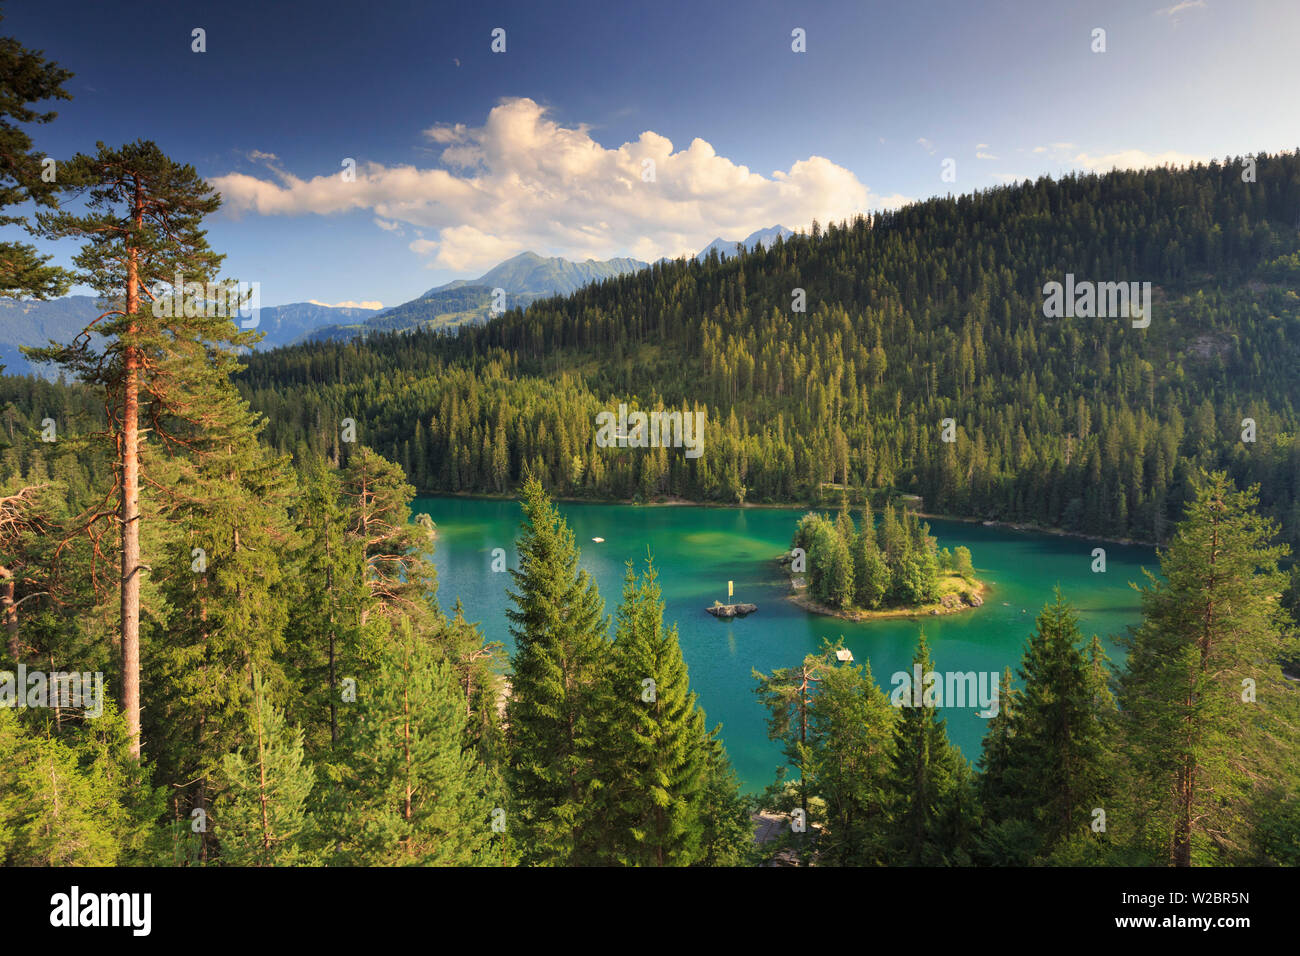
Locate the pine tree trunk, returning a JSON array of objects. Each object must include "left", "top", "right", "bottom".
[
  {"left": 120, "top": 181, "right": 144, "bottom": 760},
  {"left": 1, "top": 566, "right": 18, "bottom": 661},
  {"left": 197, "top": 713, "right": 210, "bottom": 863},
  {"left": 911, "top": 738, "right": 925, "bottom": 866},
  {"left": 256, "top": 689, "right": 271, "bottom": 863},
  {"left": 327, "top": 558, "right": 338, "bottom": 748},
  {"left": 403, "top": 648, "right": 413, "bottom": 862},
  {"left": 1172, "top": 516, "right": 1220, "bottom": 867},
  {"left": 358, "top": 469, "right": 371, "bottom": 626},
  {"left": 1173, "top": 762, "right": 1194, "bottom": 867},
  {"left": 403, "top": 676, "right": 412, "bottom": 822},
  {"left": 799, "top": 670, "right": 811, "bottom": 825}
]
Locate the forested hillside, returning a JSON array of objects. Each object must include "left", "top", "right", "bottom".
[
  {"left": 2, "top": 2, "right": 1296, "bottom": 879},
  {"left": 235, "top": 155, "right": 1300, "bottom": 548}
]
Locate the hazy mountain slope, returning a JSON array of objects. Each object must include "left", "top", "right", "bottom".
[
  {"left": 253, "top": 302, "right": 382, "bottom": 348},
  {"left": 306, "top": 252, "right": 649, "bottom": 342},
  {"left": 0, "top": 296, "right": 378, "bottom": 376},
  {"left": 423, "top": 251, "right": 647, "bottom": 298},
  {"left": 308, "top": 237, "right": 795, "bottom": 344},
  {"left": 305, "top": 286, "right": 504, "bottom": 341},
  {"left": 0, "top": 295, "right": 103, "bottom": 376}
]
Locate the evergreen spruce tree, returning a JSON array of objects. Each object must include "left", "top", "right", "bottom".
[
  {"left": 884, "top": 630, "right": 972, "bottom": 865},
  {"left": 340, "top": 445, "right": 439, "bottom": 631},
  {"left": 0, "top": 708, "right": 119, "bottom": 864},
  {"left": 834, "top": 498, "right": 856, "bottom": 545},
  {"left": 284, "top": 453, "right": 367, "bottom": 756},
  {"left": 0, "top": 13, "right": 73, "bottom": 299},
  {"left": 826, "top": 528, "right": 855, "bottom": 609},
  {"left": 504, "top": 475, "right": 608, "bottom": 865},
  {"left": 214, "top": 671, "right": 316, "bottom": 866},
  {"left": 0, "top": 702, "right": 165, "bottom": 865},
  {"left": 147, "top": 362, "right": 296, "bottom": 845},
  {"left": 329, "top": 617, "right": 495, "bottom": 865},
  {"left": 695, "top": 726, "right": 753, "bottom": 867},
  {"left": 877, "top": 503, "right": 907, "bottom": 565},
  {"left": 809, "top": 644, "right": 896, "bottom": 864},
  {"left": 599, "top": 557, "right": 710, "bottom": 865},
  {"left": 805, "top": 516, "right": 841, "bottom": 606},
  {"left": 974, "top": 667, "right": 1039, "bottom": 864},
  {"left": 851, "top": 525, "right": 889, "bottom": 609},
  {"left": 997, "top": 589, "right": 1112, "bottom": 855},
  {"left": 1119, "top": 472, "right": 1295, "bottom": 865}
]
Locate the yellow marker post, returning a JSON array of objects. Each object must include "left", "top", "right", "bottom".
[{"left": 728, "top": 580, "right": 733, "bottom": 599}]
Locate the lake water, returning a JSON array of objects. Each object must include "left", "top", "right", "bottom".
[{"left": 415, "top": 495, "right": 1156, "bottom": 792}]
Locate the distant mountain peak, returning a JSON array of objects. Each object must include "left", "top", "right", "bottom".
[
  {"left": 420, "top": 251, "right": 648, "bottom": 299},
  {"left": 695, "top": 225, "right": 794, "bottom": 262}
]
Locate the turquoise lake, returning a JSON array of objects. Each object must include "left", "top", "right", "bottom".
[{"left": 415, "top": 495, "right": 1157, "bottom": 792}]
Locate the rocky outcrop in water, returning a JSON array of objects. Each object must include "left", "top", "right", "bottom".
[{"left": 706, "top": 602, "right": 757, "bottom": 619}]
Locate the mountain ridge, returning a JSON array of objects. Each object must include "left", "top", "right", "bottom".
[
  {"left": 0, "top": 228, "right": 796, "bottom": 363},
  {"left": 0, "top": 297, "right": 380, "bottom": 377},
  {"left": 306, "top": 230, "right": 792, "bottom": 342}
]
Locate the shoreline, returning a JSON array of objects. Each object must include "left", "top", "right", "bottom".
[
  {"left": 785, "top": 575, "right": 990, "bottom": 623},
  {"left": 414, "top": 489, "right": 801, "bottom": 510},
  {"left": 913, "top": 511, "right": 1152, "bottom": 549},
  {"left": 413, "top": 490, "right": 1161, "bottom": 547}
]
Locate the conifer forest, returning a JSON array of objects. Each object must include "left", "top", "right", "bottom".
[{"left": 0, "top": 3, "right": 1295, "bottom": 931}]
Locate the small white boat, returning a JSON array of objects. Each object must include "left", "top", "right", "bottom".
[{"left": 592, "top": 537, "right": 605, "bottom": 543}]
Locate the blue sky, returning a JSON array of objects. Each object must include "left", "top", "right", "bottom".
[{"left": 5, "top": 0, "right": 1298, "bottom": 308}]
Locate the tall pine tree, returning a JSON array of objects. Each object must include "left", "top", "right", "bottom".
[
  {"left": 598, "top": 557, "right": 710, "bottom": 865},
  {"left": 504, "top": 475, "right": 608, "bottom": 865},
  {"left": 30, "top": 141, "right": 246, "bottom": 757},
  {"left": 214, "top": 671, "right": 316, "bottom": 866},
  {"left": 884, "top": 630, "right": 973, "bottom": 865},
  {"left": 1119, "top": 472, "right": 1295, "bottom": 865}
]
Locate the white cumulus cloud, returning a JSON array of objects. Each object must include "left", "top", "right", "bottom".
[
  {"left": 213, "top": 98, "right": 909, "bottom": 271},
  {"left": 1071, "top": 149, "right": 1206, "bottom": 172}
]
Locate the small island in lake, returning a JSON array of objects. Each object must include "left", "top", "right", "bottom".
[
  {"left": 705, "top": 601, "right": 758, "bottom": 619},
  {"left": 783, "top": 501, "right": 986, "bottom": 622}
]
